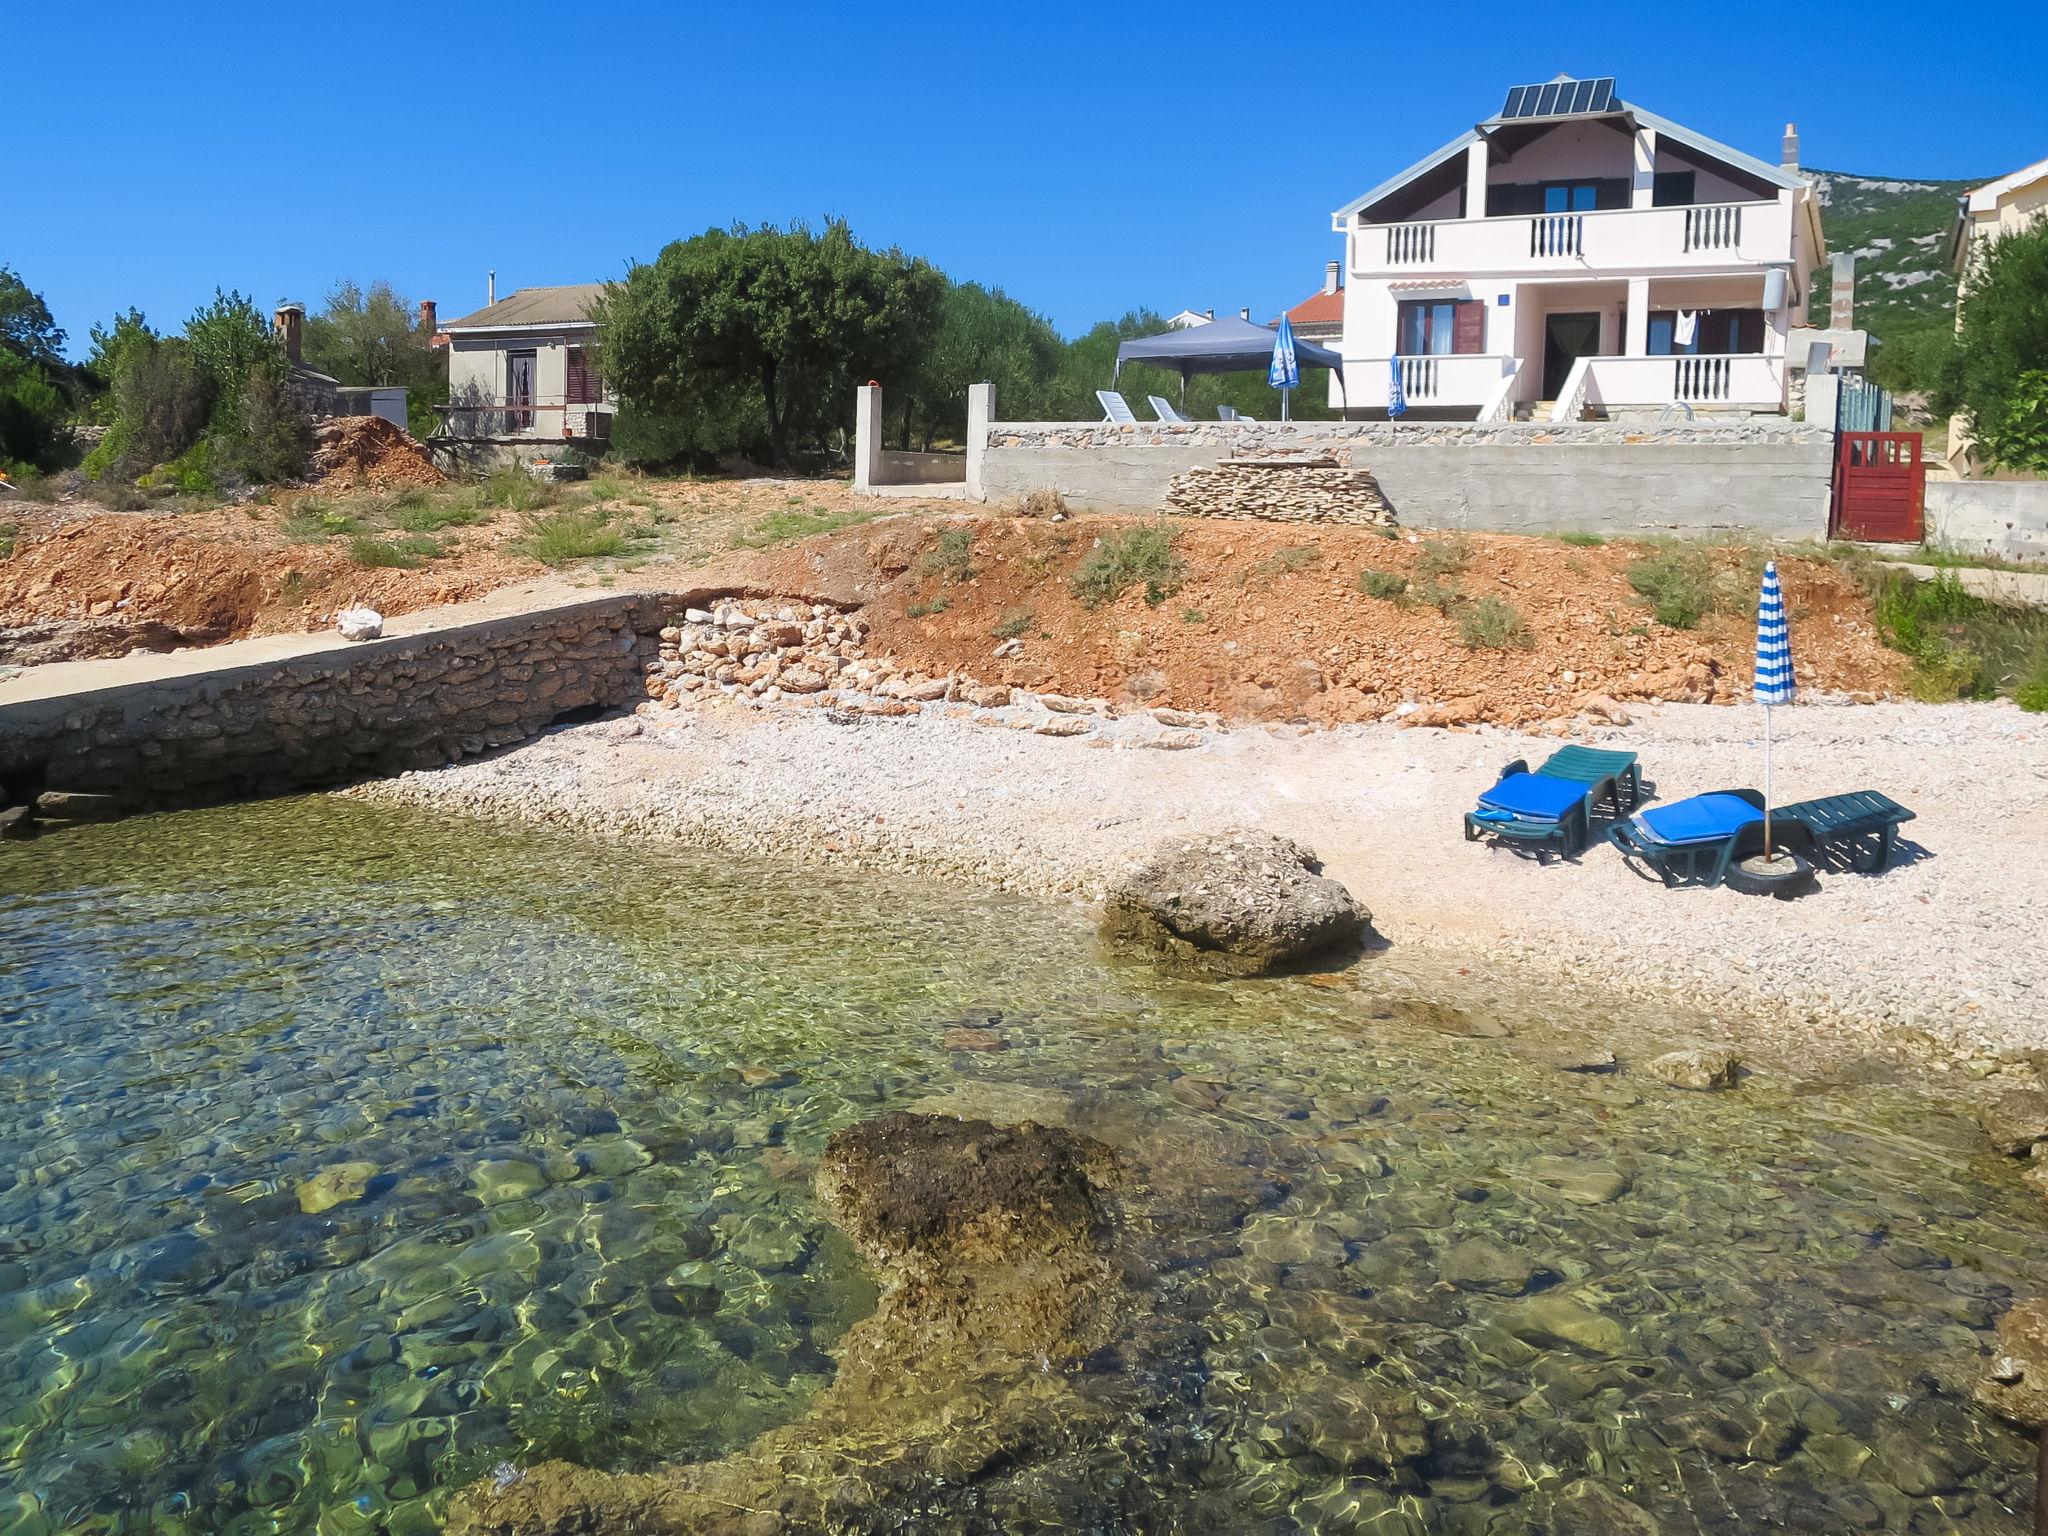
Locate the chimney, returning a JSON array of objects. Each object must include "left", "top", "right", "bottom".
[
  {"left": 487, "top": 270, "right": 496, "bottom": 305},
  {"left": 1239, "top": 306, "right": 1251, "bottom": 321},
  {"left": 418, "top": 299, "right": 437, "bottom": 335},
  {"left": 1323, "top": 259, "right": 1341, "bottom": 296},
  {"left": 1204, "top": 308, "right": 1214, "bottom": 320},
  {"left": 272, "top": 302, "right": 304, "bottom": 365},
  {"left": 1829, "top": 252, "right": 1856, "bottom": 330},
  {"left": 1781, "top": 122, "right": 1800, "bottom": 172}
]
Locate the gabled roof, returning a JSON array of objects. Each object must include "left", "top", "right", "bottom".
[
  {"left": 1278, "top": 289, "right": 1344, "bottom": 327},
  {"left": 441, "top": 283, "right": 606, "bottom": 332},
  {"left": 1965, "top": 154, "right": 2048, "bottom": 213},
  {"left": 1331, "top": 79, "right": 1807, "bottom": 225}
]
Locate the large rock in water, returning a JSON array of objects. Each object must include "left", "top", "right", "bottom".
[
  {"left": 1977, "top": 1297, "right": 2048, "bottom": 1427},
  {"left": 1100, "top": 829, "right": 1370, "bottom": 977}
]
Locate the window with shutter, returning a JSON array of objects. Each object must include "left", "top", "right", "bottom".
[
  {"left": 1451, "top": 300, "right": 1487, "bottom": 355},
  {"left": 566, "top": 347, "right": 602, "bottom": 405}
]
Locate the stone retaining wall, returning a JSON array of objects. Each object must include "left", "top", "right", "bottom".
[
  {"left": 976, "top": 419, "right": 1835, "bottom": 539},
  {"left": 0, "top": 596, "right": 665, "bottom": 807}
]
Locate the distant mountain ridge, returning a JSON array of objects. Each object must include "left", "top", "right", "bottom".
[{"left": 1803, "top": 168, "right": 1984, "bottom": 378}]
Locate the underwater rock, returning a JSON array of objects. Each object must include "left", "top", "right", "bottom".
[
  {"left": 1539, "top": 1479, "right": 1662, "bottom": 1534},
  {"left": 1441, "top": 1237, "right": 1550, "bottom": 1296},
  {"left": 1503, "top": 1293, "right": 1634, "bottom": 1357},
  {"left": 1646, "top": 1047, "right": 1743, "bottom": 1091},
  {"left": 470, "top": 1159, "right": 548, "bottom": 1205},
  {"left": 1100, "top": 829, "right": 1370, "bottom": 978},
  {"left": 446, "top": 1111, "right": 1137, "bottom": 1535},
  {"left": 1518, "top": 1154, "right": 1632, "bottom": 1206},
  {"left": 942, "top": 1025, "right": 1004, "bottom": 1052},
  {"left": 1977, "top": 1297, "right": 2048, "bottom": 1428},
  {"left": 296, "top": 1160, "right": 378, "bottom": 1215},
  {"left": 1552, "top": 1047, "right": 1620, "bottom": 1073},
  {"left": 1972, "top": 1089, "right": 2048, "bottom": 1157}
]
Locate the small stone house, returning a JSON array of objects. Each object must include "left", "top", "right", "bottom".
[{"left": 438, "top": 284, "right": 616, "bottom": 443}]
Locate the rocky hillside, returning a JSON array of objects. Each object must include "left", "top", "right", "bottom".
[{"left": 1805, "top": 169, "right": 1984, "bottom": 379}]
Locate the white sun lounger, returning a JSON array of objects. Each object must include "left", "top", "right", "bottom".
[
  {"left": 1147, "top": 395, "right": 1190, "bottom": 424},
  {"left": 1096, "top": 390, "right": 1138, "bottom": 424}
]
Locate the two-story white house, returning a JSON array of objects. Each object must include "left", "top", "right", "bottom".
[{"left": 1330, "top": 76, "right": 1826, "bottom": 422}]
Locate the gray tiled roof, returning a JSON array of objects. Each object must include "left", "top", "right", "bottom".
[{"left": 440, "top": 283, "right": 606, "bottom": 331}]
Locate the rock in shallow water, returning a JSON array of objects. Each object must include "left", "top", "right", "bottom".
[
  {"left": 1977, "top": 1296, "right": 2048, "bottom": 1427},
  {"left": 1646, "top": 1047, "right": 1743, "bottom": 1091},
  {"left": 1100, "top": 829, "right": 1370, "bottom": 978},
  {"left": 296, "top": 1160, "right": 378, "bottom": 1214},
  {"left": 1972, "top": 1089, "right": 2048, "bottom": 1157}
]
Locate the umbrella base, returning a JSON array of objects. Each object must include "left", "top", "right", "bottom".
[{"left": 1727, "top": 851, "right": 1815, "bottom": 900}]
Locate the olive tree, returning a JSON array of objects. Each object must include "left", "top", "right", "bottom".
[{"left": 599, "top": 220, "right": 944, "bottom": 467}]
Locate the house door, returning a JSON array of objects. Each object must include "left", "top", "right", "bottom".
[
  {"left": 1542, "top": 313, "right": 1601, "bottom": 398},
  {"left": 506, "top": 350, "right": 536, "bottom": 432}
]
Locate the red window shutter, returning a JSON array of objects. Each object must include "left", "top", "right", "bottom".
[
  {"left": 1452, "top": 300, "right": 1487, "bottom": 355},
  {"left": 567, "top": 347, "right": 602, "bottom": 405}
]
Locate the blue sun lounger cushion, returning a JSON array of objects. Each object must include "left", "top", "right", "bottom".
[
  {"left": 1475, "top": 772, "right": 1591, "bottom": 822},
  {"left": 1629, "top": 793, "right": 1763, "bottom": 847}
]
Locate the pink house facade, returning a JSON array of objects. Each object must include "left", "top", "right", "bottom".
[{"left": 1331, "top": 76, "right": 1826, "bottom": 422}]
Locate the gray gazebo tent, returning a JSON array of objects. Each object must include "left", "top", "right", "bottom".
[{"left": 1112, "top": 315, "right": 1347, "bottom": 405}]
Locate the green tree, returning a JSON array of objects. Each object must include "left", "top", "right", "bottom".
[
  {"left": 1941, "top": 221, "right": 2048, "bottom": 471},
  {"left": 303, "top": 279, "right": 447, "bottom": 438},
  {"left": 1043, "top": 311, "right": 1341, "bottom": 425},
  {"left": 0, "top": 267, "right": 77, "bottom": 471},
  {"left": 184, "top": 289, "right": 284, "bottom": 426},
  {"left": 0, "top": 266, "right": 65, "bottom": 369},
  {"left": 900, "top": 283, "right": 1061, "bottom": 449},
  {"left": 600, "top": 220, "right": 945, "bottom": 467}
]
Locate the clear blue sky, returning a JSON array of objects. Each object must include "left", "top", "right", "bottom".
[{"left": 13, "top": 0, "right": 2046, "bottom": 357}]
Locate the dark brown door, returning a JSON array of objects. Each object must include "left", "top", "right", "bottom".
[{"left": 1542, "top": 313, "right": 1601, "bottom": 397}]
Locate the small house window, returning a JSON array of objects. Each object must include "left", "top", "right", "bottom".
[
  {"left": 566, "top": 347, "right": 603, "bottom": 405},
  {"left": 1398, "top": 299, "right": 1487, "bottom": 356}
]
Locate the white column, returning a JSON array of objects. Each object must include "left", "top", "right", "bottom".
[
  {"left": 853, "top": 382, "right": 883, "bottom": 494},
  {"left": 1625, "top": 277, "right": 1650, "bottom": 356},
  {"left": 1464, "top": 139, "right": 1488, "bottom": 219},
  {"left": 965, "top": 382, "right": 993, "bottom": 503},
  {"left": 1631, "top": 127, "right": 1658, "bottom": 209}
]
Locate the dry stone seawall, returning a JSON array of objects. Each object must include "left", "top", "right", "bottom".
[{"left": 0, "top": 596, "right": 665, "bottom": 808}]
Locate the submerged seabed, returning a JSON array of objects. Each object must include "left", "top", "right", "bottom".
[{"left": 0, "top": 798, "right": 2040, "bottom": 1534}]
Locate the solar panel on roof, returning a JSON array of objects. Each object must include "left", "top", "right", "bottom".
[{"left": 1497, "top": 76, "right": 1617, "bottom": 120}]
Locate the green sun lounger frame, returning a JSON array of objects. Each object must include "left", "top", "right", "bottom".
[
  {"left": 1606, "top": 788, "right": 1916, "bottom": 889},
  {"left": 1462, "top": 746, "right": 1642, "bottom": 857}
]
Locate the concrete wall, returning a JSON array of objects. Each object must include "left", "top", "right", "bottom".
[
  {"left": 853, "top": 381, "right": 965, "bottom": 491},
  {"left": 0, "top": 597, "right": 664, "bottom": 807},
  {"left": 972, "top": 418, "right": 1832, "bottom": 539},
  {"left": 1927, "top": 479, "right": 2048, "bottom": 564}
]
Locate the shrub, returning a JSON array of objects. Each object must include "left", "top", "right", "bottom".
[
  {"left": 514, "top": 506, "right": 629, "bottom": 566},
  {"left": 0, "top": 521, "right": 16, "bottom": 558},
  {"left": 907, "top": 597, "right": 949, "bottom": 618},
  {"left": 467, "top": 466, "right": 557, "bottom": 514},
  {"left": 992, "top": 606, "right": 1034, "bottom": 639},
  {"left": 921, "top": 527, "right": 975, "bottom": 582},
  {"left": 1977, "top": 370, "right": 2048, "bottom": 474},
  {"left": 729, "top": 504, "right": 884, "bottom": 549},
  {"left": 0, "top": 351, "right": 70, "bottom": 473},
  {"left": 387, "top": 494, "right": 488, "bottom": 534},
  {"left": 1415, "top": 534, "right": 1472, "bottom": 578},
  {"left": 1358, "top": 568, "right": 1408, "bottom": 601},
  {"left": 1407, "top": 578, "right": 1463, "bottom": 615},
  {"left": 1554, "top": 531, "right": 1606, "bottom": 547},
  {"left": 1019, "top": 487, "right": 1066, "bottom": 519},
  {"left": 109, "top": 339, "right": 213, "bottom": 477},
  {"left": 349, "top": 532, "right": 442, "bottom": 568},
  {"left": 1, "top": 464, "right": 53, "bottom": 502},
  {"left": 138, "top": 439, "right": 218, "bottom": 496},
  {"left": 215, "top": 362, "right": 312, "bottom": 484},
  {"left": 1459, "top": 596, "right": 1533, "bottom": 649},
  {"left": 1627, "top": 546, "right": 1716, "bottom": 628},
  {"left": 1071, "top": 525, "right": 1185, "bottom": 608},
  {"left": 586, "top": 472, "right": 629, "bottom": 503},
  {"left": 1870, "top": 568, "right": 2048, "bottom": 704},
  {"left": 1181, "top": 607, "right": 1207, "bottom": 624},
  {"left": 279, "top": 500, "right": 360, "bottom": 541}
]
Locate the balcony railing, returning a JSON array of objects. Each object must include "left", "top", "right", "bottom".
[
  {"left": 1574, "top": 354, "right": 1786, "bottom": 414},
  {"left": 1354, "top": 355, "right": 1519, "bottom": 408},
  {"left": 1358, "top": 199, "right": 1785, "bottom": 275}
]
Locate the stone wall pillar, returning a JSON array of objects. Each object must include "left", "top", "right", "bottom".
[
  {"left": 966, "top": 382, "right": 994, "bottom": 503},
  {"left": 1624, "top": 277, "right": 1651, "bottom": 357},
  {"left": 1463, "top": 140, "right": 1488, "bottom": 218},
  {"left": 853, "top": 382, "right": 884, "bottom": 494},
  {"left": 1630, "top": 128, "right": 1658, "bottom": 209}
]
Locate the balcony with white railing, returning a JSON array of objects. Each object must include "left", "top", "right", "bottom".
[
  {"left": 1354, "top": 199, "right": 1791, "bottom": 277},
  {"left": 1551, "top": 354, "right": 1786, "bottom": 420},
  {"left": 1348, "top": 355, "right": 1520, "bottom": 411}
]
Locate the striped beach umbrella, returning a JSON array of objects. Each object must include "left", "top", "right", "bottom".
[
  {"left": 1755, "top": 561, "right": 1795, "bottom": 854},
  {"left": 1269, "top": 314, "right": 1300, "bottom": 421}
]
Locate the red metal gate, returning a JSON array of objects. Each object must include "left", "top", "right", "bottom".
[{"left": 1830, "top": 431, "right": 1925, "bottom": 542}]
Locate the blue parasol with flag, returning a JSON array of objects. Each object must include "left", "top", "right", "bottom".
[
  {"left": 1269, "top": 313, "right": 1300, "bottom": 421},
  {"left": 1387, "top": 357, "right": 1408, "bottom": 419},
  {"left": 1754, "top": 560, "right": 1796, "bottom": 856}
]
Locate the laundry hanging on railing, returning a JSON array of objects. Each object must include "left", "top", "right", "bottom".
[{"left": 1674, "top": 310, "right": 1699, "bottom": 347}]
